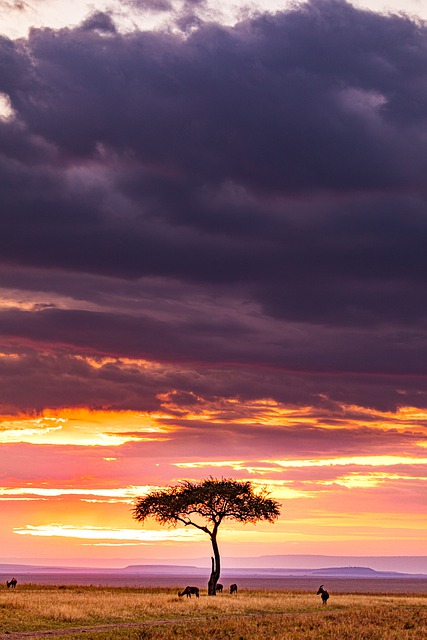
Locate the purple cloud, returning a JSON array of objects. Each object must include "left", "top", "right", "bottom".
[{"left": 1, "top": 1, "right": 427, "bottom": 413}]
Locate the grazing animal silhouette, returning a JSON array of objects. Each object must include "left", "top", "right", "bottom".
[
  {"left": 216, "top": 583, "right": 223, "bottom": 593},
  {"left": 178, "top": 586, "right": 200, "bottom": 598},
  {"left": 229, "top": 583, "right": 238, "bottom": 595},
  {"left": 317, "top": 585, "right": 329, "bottom": 605},
  {"left": 6, "top": 578, "right": 17, "bottom": 589}
]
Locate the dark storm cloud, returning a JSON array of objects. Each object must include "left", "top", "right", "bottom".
[
  {"left": 1, "top": 0, "right": 427, "bottom": 411},
  {"left": 4, "top": 1, "right": 426, "bottom": 188},
  {"left": 2, "top": 343, "right": 427, "bottom": 413},
  {"left": 0, "top": 2, "right": 426, "bottom": 292},
  {"left": 2, "top": 300, "right": 427, "bottom": 376},
  {"left": 79, "top": 12, "right": 118, "bottom": 33}
]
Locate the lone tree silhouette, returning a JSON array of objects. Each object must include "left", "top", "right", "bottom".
[{"left": 132, "top": 478, "right": 280, "bottom": 595}]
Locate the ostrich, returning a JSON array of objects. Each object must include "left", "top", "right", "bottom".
[
  {"left": 216, "top": 583, "right": 223, "bottom": 593},
  {"left": 178, "top": 586, "right": 200, "bottom": 598},
  {"left": 6, "top": 578, "right": 17, "bottom": 589},
  {"left": 229, "top": 583, "right": 238, "bottom": 595},
  {"left": 317, "top": 585, "right": 329, "bottom": 605}
]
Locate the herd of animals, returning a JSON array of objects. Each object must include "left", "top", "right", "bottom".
[
  {"left": 178, "top": 582, "right": 329, "bottom": 603},
  {"left": 178, "top": 583, "right": 238, "bottom": 598},
  {"left": 5, "top": 577, "right": 330, "bottom": 604}
]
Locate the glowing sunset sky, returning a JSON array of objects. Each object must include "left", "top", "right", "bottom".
[{"left": 1, "top": 0, "right": 427, "bottom": 566}]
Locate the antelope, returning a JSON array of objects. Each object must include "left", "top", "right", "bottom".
[
  {"left": 216, "top": 583, "right": 223, "bottom": 593},
  {"left": 178, "top": 586, "right": 200, "bottom": 598},
  {"left": 317, "top": 584, "right": 329, "bottom": 605},
  {"left": 229, "top": 583, "right": 237, "bottom": 594},
  {"left": 6, "top": 578, "right": 17, "bottom": 589}
]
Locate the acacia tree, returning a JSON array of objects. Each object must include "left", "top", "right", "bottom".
[{"left": 132, "top": 478, "right": 281, "bottom": 595}]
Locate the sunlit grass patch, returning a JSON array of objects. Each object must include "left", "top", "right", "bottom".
[
  {"left": 0, "top": 585, "right": 426, "bottom": 638},
  {"left": 41, "top": 607, "right": 427, "bottom": 640}
]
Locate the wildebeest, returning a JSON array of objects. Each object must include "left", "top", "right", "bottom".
[
  {"left": 6, "top": 578, "right": 17, "bottom": 589},
  {"left": 229, "top": 583, "right": 238, "bottom": 594},
  {"left": 178, "top": 586, "right": 200, "bottom": 598},
  {"left": 317, "top": 584, "right": 329, "bottom": 605},
  {"left": 216, "top": 583, "right": 223, "bottom": 593}
]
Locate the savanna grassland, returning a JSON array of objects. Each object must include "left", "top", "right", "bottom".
[{"left": 0, "top": 585, "right": 426, "bottom": 640}]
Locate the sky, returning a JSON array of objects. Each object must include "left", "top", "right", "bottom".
[{"left": 1, "top": 0, "right": 427, "bottom": 569}]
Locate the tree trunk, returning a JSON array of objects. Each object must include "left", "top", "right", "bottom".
[
  {"left": 207, "top": 557, "right": 215, "bottom": 595},
  {"left": 207, "top": 532, "right": 221, "bottom": 595}
]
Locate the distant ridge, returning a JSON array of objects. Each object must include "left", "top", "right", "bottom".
[
  {"left": 0, "top": 563, "right": 201, "bottom": 575},
  {"left": 2, "top": 555, "right": 427, "bottom": 575},
  {"left": 1, "top": 563, "right": 426, "bottom": 579},
  {"left": 218, "top": 555, "right": 427, "bottom": 574},
  {"left": 122, "top": 565, "right": 426, "bottom": 578},
  {"left": 308, "top": 566, "right": 416, "bottom": 578}
]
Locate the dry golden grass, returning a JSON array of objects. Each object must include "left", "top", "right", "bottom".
[{"left": 0, "top": 585, "right": 426, "bottom": 639}]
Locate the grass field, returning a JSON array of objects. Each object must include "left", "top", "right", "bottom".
[{"left": 0, "top": 585, "right": 426, "bottom": 640}]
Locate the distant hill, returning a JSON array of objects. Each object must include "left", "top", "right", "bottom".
[
  {"left": 121, "top": 565, "right": 425, "bottom": 578},
  {"left": 219, "top": 555, "right": 427, "bottom": 574},
  {"left": 1, "top": 562, "right": 426, "bottom": 579},
  {"left": 309, "top": 566, "right": 411, "bottom": 578},
  {"left": 0, "top": 563, "right": 201, "bottom": 575}
]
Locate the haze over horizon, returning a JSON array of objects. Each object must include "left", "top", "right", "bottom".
[
  {"left": 1, "top": 0, "right": 427, "bottom": 565},
  {"left": 3, "top": 554, "right": 427, "bottom": 575}
]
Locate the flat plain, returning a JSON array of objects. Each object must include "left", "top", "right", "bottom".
[{"left": 0, "top": 585, "right": 426, "bottom": 640}]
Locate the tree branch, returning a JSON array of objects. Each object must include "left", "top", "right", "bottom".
[{"left": 176, "top": 515, "right": 212, "bottom": 535}]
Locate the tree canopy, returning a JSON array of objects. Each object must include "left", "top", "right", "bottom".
[{"left": 132, "top": 477, "right": 281, "bottom": 594}]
